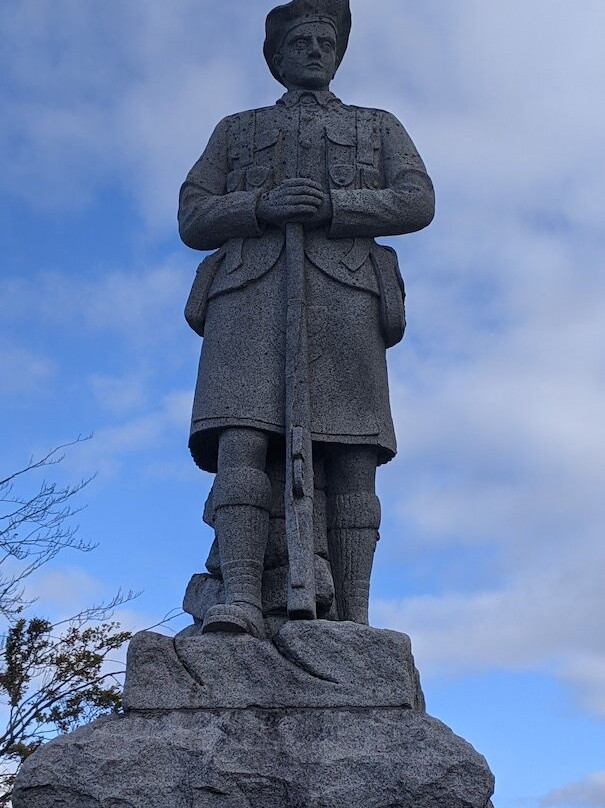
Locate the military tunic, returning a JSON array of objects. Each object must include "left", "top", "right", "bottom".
[{"left": 179, "top": 90, "right": 434, "bottom": 473}]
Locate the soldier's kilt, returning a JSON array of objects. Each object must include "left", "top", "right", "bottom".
[{"left": 189, "top": 255, "right": 397, "bottom": 472}]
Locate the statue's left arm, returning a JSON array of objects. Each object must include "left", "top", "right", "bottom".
[{"left": 329, "top": 111, "right": 435, "bottom": 239}]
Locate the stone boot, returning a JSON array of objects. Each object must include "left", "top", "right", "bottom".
[
  {"left": 202, "top": 467, "right": 272, "bottom": 639},
  {"left": 327, "top": 492, "right": 380, "bottom": 624}
]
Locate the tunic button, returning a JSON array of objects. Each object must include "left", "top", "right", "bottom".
[{"left": 300, "top": 138, "right": 312, "bottom": 149}]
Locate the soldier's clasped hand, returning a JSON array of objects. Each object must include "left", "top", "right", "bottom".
[{"left": 257, "top": 178, "right": 332, "bottom": 228}]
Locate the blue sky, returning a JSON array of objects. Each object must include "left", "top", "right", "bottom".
[{"left": 1, "top": 1, "right": 604, "bottom": 805}]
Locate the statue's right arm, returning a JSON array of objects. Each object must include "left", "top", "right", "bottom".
[{"left": 178, "top": 118, "right": 263, "bottom": 251}]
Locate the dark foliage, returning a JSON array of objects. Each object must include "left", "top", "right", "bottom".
[{"left": 0, "top": 441, "right": 134, "bottom": 804}]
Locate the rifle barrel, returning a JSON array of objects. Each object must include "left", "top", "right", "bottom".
[{"left": 284, "top": 222, "right": 317, "bottom": 620}]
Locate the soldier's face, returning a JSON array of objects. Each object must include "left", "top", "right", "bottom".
[{"left": 274, "top": 21, "right": 338, "bottom": 90}]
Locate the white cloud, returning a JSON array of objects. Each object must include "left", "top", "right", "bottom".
[
  {"left": 2, "top": 0, "right": 604, "bottom": 235},
  {"left": 0, "top": 258, "right": 198, "bottom": 432},
  {"left": 0, "top": 0, "right": 272, "bottom": 228},
  {"left": 0, "top": 345, "right": 54, "bottom": 395},
  {"left": 19, "top": 567, "right": 171, "bottom": 688},
  {"left": 561, "top": 656, "right": 605, "bottom": 720},
  {"left": 542, "top": 773, "right": 605, "bottom": 807},
  {"left": 25, "top": 567, "right": 105, "bottom": 618},
  {"left": 20, "top": 552, "right": 180, "bottom": 634},
  {"left": 24, "top": 565, "right": 181, "bottom": 634},
  {"left": 339, "top": 2, "right": 605, "bottom": 718},
  {"left": 348, "top": 0, "right": 605, "bottom": 214},
  {"left": 373, "top": 538, "right": 605, "bottom": 668},
  {"left": 65, "top": 390, "right": 193, "bottom": 477},
  {"left": 89, "top": 373, "right": 149, "bottom": 416},
  {"left": 0, "top": 255, "right": 193, "bottom": 349},
  {"left": 373, "top": 218, "right": 605, "bottom": 707}
]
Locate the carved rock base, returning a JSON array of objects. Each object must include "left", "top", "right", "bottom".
[{"left": 13, "top": 623, "right": 495, "bottom": 808}]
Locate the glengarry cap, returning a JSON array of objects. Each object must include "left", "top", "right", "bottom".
[{"left": 264, "top": 0, "right": 352, "bottom": 86}]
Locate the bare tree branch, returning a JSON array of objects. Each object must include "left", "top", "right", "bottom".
[
  {"left": 0, "top": 438, "right": 99, "bottom": 621},
  {"left": 0, "top": 439, "right": 137, "bottom": 804}
]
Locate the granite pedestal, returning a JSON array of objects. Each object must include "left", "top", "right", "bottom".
[{"left": 13, "top": 621, "right": 494, "bottom": 808}]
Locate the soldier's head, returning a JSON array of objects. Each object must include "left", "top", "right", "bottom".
[{"left": 264, "top": 0, "right": 351, "bottom": 91}]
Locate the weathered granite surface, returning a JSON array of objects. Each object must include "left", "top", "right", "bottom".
[
  {"left": 12, "top": 709, "right": 493, "bottom": 808},
  {"left": 13, "top": 623, "right": 494, "bottom": 808},
  {"left": 123, "top": 621, "right": 425, "bottom": 711},
  {"left": 179, "top": 0, "right": 436, "bottom": 636}
]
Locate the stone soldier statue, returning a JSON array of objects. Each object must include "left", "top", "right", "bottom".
[
  {"left": 179, "top": 0, "right": 434, "bottom": 639},
  {"left": 10, "top": 9, "right": 495, "bottom": 806}
]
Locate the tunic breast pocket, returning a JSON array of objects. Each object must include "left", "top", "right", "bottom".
[
  {"left": 245, "top": 165, "right": 273, "bottom": 190},
  {"left": 326, "top": 127, "right": 355, "bottom": 187},
  {"left": 226, "top": 170, "right": 243, "bottom": 193},
  {"left": 253, "top": 129, "right": 279, "bottom": 169},
  {"left": 329, "top": 164, "right": 356, "bottom": 188},
  {"left": 360, "top": 167, "right": 382, "bottom": 189}
]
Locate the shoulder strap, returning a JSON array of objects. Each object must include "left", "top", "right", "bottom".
[
  {"left": 356, "top": 108, "right": 380, "bottom": 167},
  {"left": 227, "top": 110, "right": 255, "bottom": 168}
]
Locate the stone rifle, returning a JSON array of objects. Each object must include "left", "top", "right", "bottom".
[{"left": 284, "top": 220, "right": 317, "bottom": 619}]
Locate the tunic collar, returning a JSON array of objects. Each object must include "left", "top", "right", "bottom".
[{"left": 277, "top": 89, "right": 340, "bottom": 108}]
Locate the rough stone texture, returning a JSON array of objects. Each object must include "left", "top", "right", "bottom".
[
  {"left": 123, "top": 623, "right": 425, "bottom": 711},
  {"left": 183, "top": 557, "right": 337, "bottom": 633},
  {"left": 14, "top": 624, "right": 494, "bottom": 808},
  {"left": 13, "top": 709, "right": 494, "bottom": 808},
  {"left": 178, "top": 0, "right": 436, "bottom": 634},
  {"left": 181, "top": 112, "right": 431, "bottom": 471}
]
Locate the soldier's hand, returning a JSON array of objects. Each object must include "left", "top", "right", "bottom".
[
  {"left": 304, "top": 191, "right": 333, "bottom": 230},
  {"left": 257, "top": 179, "right": 330, "bottom": 226}
]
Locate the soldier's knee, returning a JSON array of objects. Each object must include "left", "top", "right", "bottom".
[
  {"left": 218, "top": 427, "right": 269, "bottom": 471},
  {"left": 324, "top": 445, "right": 378, "bottom": 495}
]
